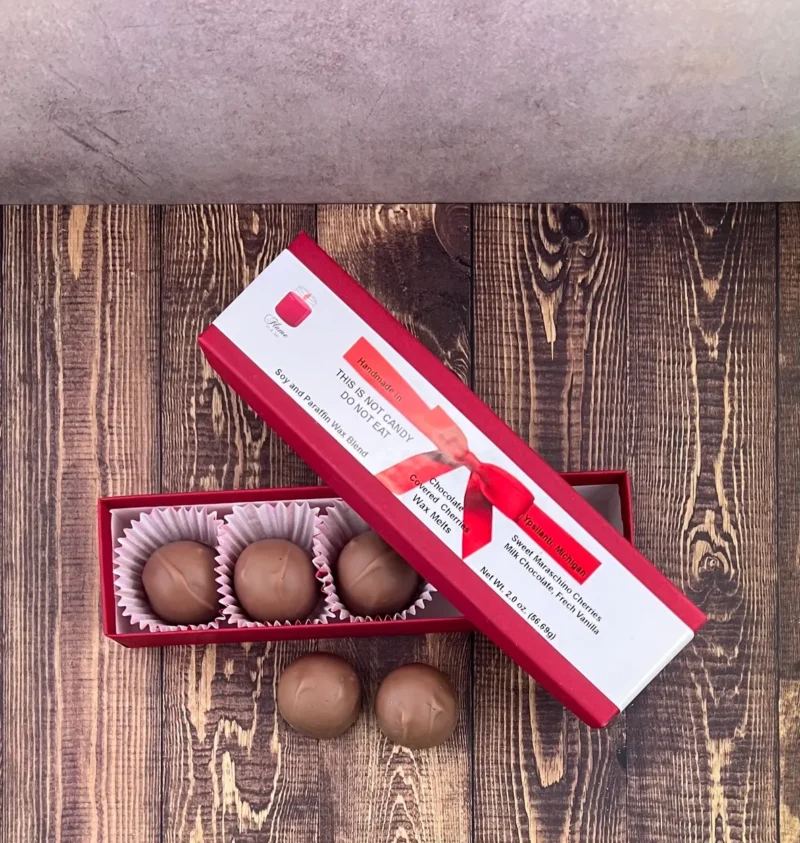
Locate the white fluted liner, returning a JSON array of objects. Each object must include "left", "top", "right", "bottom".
[
  {"left": 216, "top": 501, "right": 331, "bottom": 627},
  {"left": 114, "top": 505, "right": 224, "bottom": 632},
  {"left": 315, "top": 501, "right": 435, "bottom": 622}
]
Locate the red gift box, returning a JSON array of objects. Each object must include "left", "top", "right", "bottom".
[{"left": 192, "top": 234, "right": 705, "bottom": 727}]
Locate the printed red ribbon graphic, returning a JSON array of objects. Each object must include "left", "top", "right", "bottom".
[{"left": 343, "top": 338, "right": 601, "bottom": 584}]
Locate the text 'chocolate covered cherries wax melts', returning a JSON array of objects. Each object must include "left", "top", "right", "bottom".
[
  {"left": 277, "top": 653, "right": 362, "bottom": 739},
  {"left": 375, "top": 663, "right": 459, "bottom": 749},
  {"left": 234, "top": 538, "right": 319, "bottom": 623},
  {"left": 142, "top": 541, "right": 219, "bottom": 625},
  {"left": 199, "top": 233, "right": 707, "bottom": 727}
]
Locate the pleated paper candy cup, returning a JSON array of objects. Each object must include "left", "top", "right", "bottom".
[
  {"left": 114, "top": 505, "right": 224, "bottom": 632},
  {"left": 315, "top": 501, "right": 435, "bottom": 622},
  {"left": 216, "top": 501, "right": 331, "bottom": 627}
]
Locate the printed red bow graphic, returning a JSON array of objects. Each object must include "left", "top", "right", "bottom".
[{"left": 344, "top": 338, "right": 601, "bottom": 584}]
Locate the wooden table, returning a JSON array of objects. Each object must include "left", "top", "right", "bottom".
[{"left": 1, "top": 204, "right": 797, "bottom": 843}]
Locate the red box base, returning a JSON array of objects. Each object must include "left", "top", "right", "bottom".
[{"left": 99, "top": 472, "right": 633, "bottom": 648}]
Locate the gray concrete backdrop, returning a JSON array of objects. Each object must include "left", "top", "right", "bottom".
[{"left": 1, "top": 0, "right": 798, "bottom": 203}]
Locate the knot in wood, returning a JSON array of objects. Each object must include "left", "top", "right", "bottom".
[
  {"left": 561, "top": 205, "right": 588, "bottom": 240},
  {"left": 696, "top": 550, "right": 734, "bottom": 591},
  {"left": 433, "top": 203, "right": 471, "bottom": 267}
]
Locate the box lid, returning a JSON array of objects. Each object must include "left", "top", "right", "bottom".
[{"left": 198, "top": 233, "right": 706, "bottom": 728}]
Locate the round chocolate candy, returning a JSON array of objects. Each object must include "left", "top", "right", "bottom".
[
  {"left": 375, "top": 663, "right": 459, "bottom": 749},
  {"left": 142, "top": 540, "right": 219, "bottom": 625},
  {"left": 234, "top": 538, "right": 319, "bottom": 623},
  {"left": 277, "top": 653, "right": 362, "bottom": 739},
  {"left": 336, "top": 530, "right": 420, "bottom": 617}
]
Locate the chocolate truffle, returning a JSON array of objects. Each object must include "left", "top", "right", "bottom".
[
  {"left": 375, "top": 663, "right": 459, "bottom": 749},
  {"left": 336, "top": 530, "right": 420, "bottom": 617},
  {"left": 234, "top": 538, "right": 318, "bottom": 623},
  {"left": 142, "top": 540, "right": 219, "bottom": 625},
  {"left": 277, "top": 653, "right": 362, "bottom": 739}
]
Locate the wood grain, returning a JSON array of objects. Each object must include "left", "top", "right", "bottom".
[
  {"left": 626, "top": 204, "right": 777, "bottom": 842},
  {"left": 161, "top": 205, "right": 318, "bottom": 494},
  {"left": 472, "top": 203, "right": 628, "bottom": 843},
  {"left": 1, "top": 206, "right": 161, "bottom": 842},
  {"left": 779, "top": 203, "right": 800, "bottom": 843},
  {"left": 160, "top": 205, "right": 320, "bottom": 843},
  {"left": 0, "top": 202, "right": 787, "bottom": 843},
  {"left": 316, "top": 203, "right": 473, "bottom": 843}
]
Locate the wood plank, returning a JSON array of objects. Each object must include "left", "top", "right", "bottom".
[
  {"left": 1, "top": 206, "right": 161, "bottom": 842},
  {"left": 472, "top": 203, "right": 628, "bottom": 843},
  {"left": 316, "top": 203, "right": 473, "bottom": 843},
  {"left": 627, "top": 204, "right": 777, "bottom": 842},
  {"left": 779, "top": 203, "right": 800, "bottom": 843},
  {"left": 160, "top": 205, "right": 320, "bottom": 843}
]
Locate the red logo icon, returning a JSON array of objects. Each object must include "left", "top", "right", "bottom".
[{"left": 275, "top": 286, "right": 316, "bottom": 327}]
